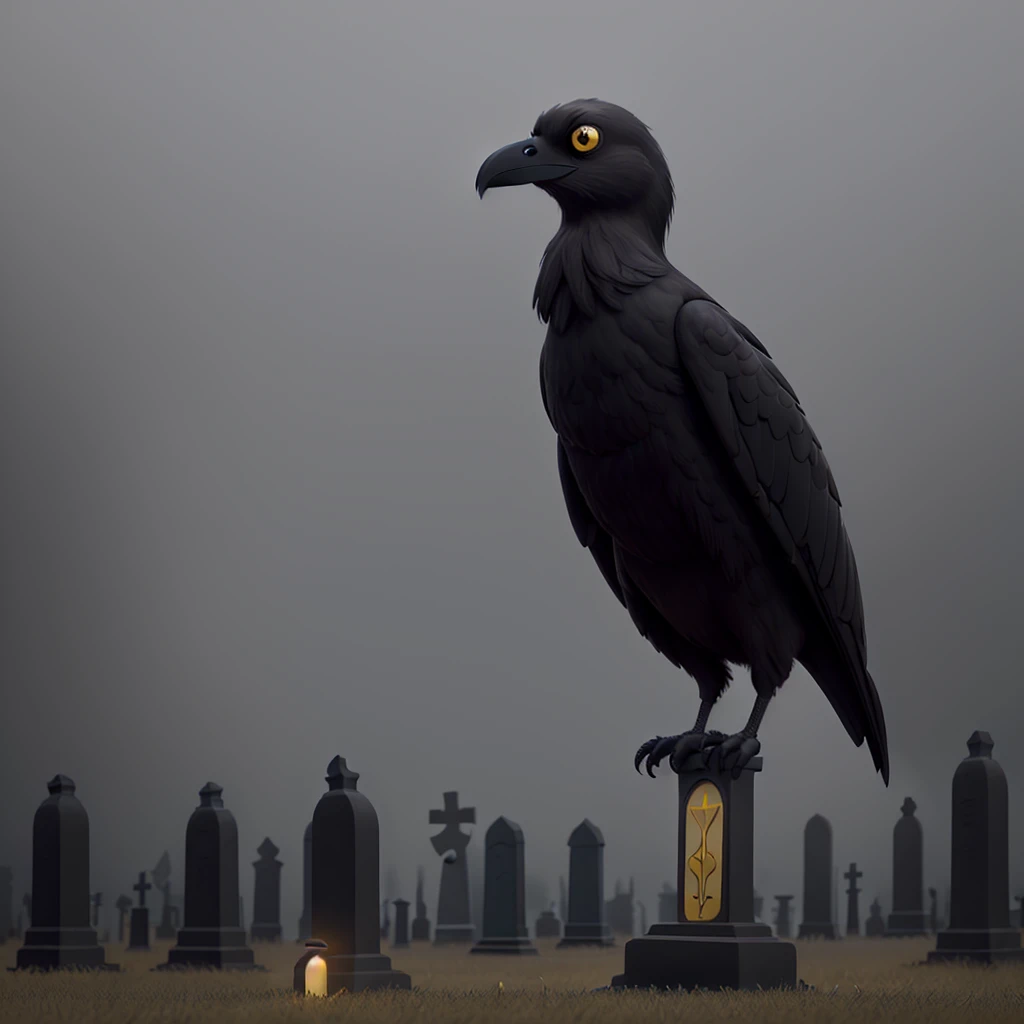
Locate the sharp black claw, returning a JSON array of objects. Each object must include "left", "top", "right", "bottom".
[{"left": 634, "top": 737, "right": 660, "bottom": 774}]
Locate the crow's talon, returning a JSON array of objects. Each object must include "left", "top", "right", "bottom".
[{"left": 714, "top": 733, "right": 761, "bottom": 778}]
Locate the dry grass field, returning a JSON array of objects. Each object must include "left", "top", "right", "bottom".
[{"left": 2, "top": 935, "right": 1023, "bottom": 1024}]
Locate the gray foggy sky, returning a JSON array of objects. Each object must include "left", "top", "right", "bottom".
[{"left": 2, "top": 1, "right": 1022, "bottom": 936}]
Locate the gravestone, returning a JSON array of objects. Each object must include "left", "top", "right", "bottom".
[
  {"left": 605, "top": 877, "right": 635, "bottom": 936},
  {"left": 798, "top": 814, "right": 837, "bottom": 939},
  {"left": 865, "top": 898, "right": 885, "bottom": 936},
  {"left": 887, "top": 797, "right": 927, "bottom": 936},
  {"left": 411, "top": 866, "right": 430, "bottom": 941},
  {"left": 115, "top": 895, "right": 132, "bottom": 943},
  {"left": 158, "top": 782, "right": 260, "bottom": 969},
  {"left": 774, "top": 895, "right": 794, "bottom": 938},
  {"left": 392, "top": 899, "right": 410, "bottom": 948},
  {"left": 470, "top": 817, "right": 538, "bottom": 955},
  {"left": 928, "top": 732, "right": 1024, "bottom": 963},
  {"left": 152, "top": 851, "right": 178, "bottom": 940},
  {"left": 430, "top": 791, "right": 475, "bottom": 944},
  {"left": 612, "top": 754, "right": 796, "bottom": 990},
  {"left": 14, "top": 775, "right": 117, "bottom": 970},
  {"left": 0, "top": 867, "right": 11, "bottom": 943},
  {"left": 534, "top": 902, "right": 561, "bottom": 938},
  {"left": 251, "top": 838, "right": 283, "bottom": 942},
  {"left": 297, "top": 821, "right": 312, "bottom": 942},
  {"left": 310, "top": 755, "right": 411, "bottom": 992},
  {"left": 928, "top": 887, "right": 938, "bottom": 932},
  {"left": 128, "top": 872, "right": 151, "bottom": 950},
  {"left": 657, "top": 883, "right": 677, "bottom": 923},
  {"left": 557, "top": 820, "right": 614, "bottom": 948},
  {"left": 845, "top": 863, "right": 862, "bottom": 936}
]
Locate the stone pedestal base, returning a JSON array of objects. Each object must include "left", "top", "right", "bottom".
[
  {"left": 557, "top": 922, "right": 614, "bottom": 948},
  {"left": 470, "top": 935, "right": 538, "bottom": 955},
  {"left": 927, "top": 928, "right": 1024, "bottom": 964},
  {"left": 322, "top": 952, "right": 411, "bottom": 994},
  {"left": 797, "top": 921, "right": 837, "bottom": 939},
  {"left": 886, "top": 910, "right": 928, "bottom": 937},
  {"left": 433, "top": 924, "right": 474, "bottom": 945},
  {"left": 611, "top": 923, "right": 796, "bottom": 992},
  {"left": 13, "top": 926, "right": 119, "bottom": 971},
  {"left": 156, "top": 927, "right": 263, "bottom": 970}
]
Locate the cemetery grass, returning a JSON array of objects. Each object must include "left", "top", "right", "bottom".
[{"left": 3, "top": 937, "right": 1024, "bottom": 1023}]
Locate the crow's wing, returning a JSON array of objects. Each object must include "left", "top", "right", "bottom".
[{"left": 674, "top": 299, "right": 889, "bottom": 783}]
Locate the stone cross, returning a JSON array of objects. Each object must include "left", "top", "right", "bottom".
[
  {"left": 844, "top": 862, "right": 862, "bottom": 936},
  {"left": 134, "top": 872, "right": 151, "bottom": 908},
  {"left": 773, "top": 895, "right": 794, "bottom": 938},
  {"left": 429, "top": 790, "right": 475, "bottom": 944},
  {"left": 798, "top": 814, "right": 837, "bottom": 938},
  {"left": 15, "top": 775, "right": 116, "bottom": 970},
  {"left": 470, "top": 817, "right": 538, "bottom": 955},
  {"left": 887, "top": 796, "right": 927, "bottom": 935},
  {"left": 558, "top": 820, "right": 613, "bottom": 947},
  {"left": 250, "top": 837, "right": 283, "bottom": 942},
  {"left": 928, "top": 732, "right": 1023, "bottom": 963}
]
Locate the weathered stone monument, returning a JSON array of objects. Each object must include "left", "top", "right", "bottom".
[
  {"left": 158, "top": 782, "right": 260, "bottom": 969},
  {"left": 845, "top": 863, "right": 862, "bottom": 936},
  {"left": 557, "top": 820, "right": 614, "bottom": 948},
  {"left": 0, "top": 867, "right": 11, "bottom": 943},
  {"left": 887, "top": 797, "right": 927, "bottom": 936},
  {"left": 534, "top": 903, "right": 561, "bottom": 938},
  {"left": 798, "top": 814, "right": 837, "bottom": 939},
  {"left": 14, "top": 775, "right": 117, "bottom": 970},
  {"left": 430, "top": 791, "right": 475, "bottom": 944},
  {"left": 928, "top": 732, "right": 1023, "bottom": 963},
  {"left": 250, "top": 838, "right": 283, "bottom": 942},
  {"left": 470, "top": 817, "right": 538, "bottom": 955},
  {"left": 774, "top": 895, "right": 794, "bottom": 938},
  {"left": 612, "top": 754, "right": 796, "bottom": 989},
  {"left": 865, "top": 898, "right": 885, "bottom": 936},
  {"left": 128, "top": 872, "right": 151, "bottom": 951},
  {"left": 297, "top": 821, "right": 312, "bottom": 942},
  {"left": 115, "top": 894, "right": 132, "bottom": 944},
  {"left": 411, "top": 866, "right": 430, "bottom": 941},
  {"left": 310, "top": 755, "right": 411, "bottom": 992},
  {"left": 606, "top": 877, "right": 636, "bottom": 936},
  {"left": 392, "top": 899, "right": 410, "bottom": 948}
]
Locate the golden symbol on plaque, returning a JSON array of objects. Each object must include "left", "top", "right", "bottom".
[{"left": 685, "top": 785, "right": 724, "bottom": 921}]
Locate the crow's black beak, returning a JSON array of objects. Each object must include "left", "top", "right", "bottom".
[{"left": 475, "top": 137, "right": 577, "bottom": 197}]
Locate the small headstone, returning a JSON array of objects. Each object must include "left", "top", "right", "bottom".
[
  {"left": 411, "top": 866, "right": 430, "bottom": 941},
  {"left": 928, "top": 732, "right": 1024, "bottom": 963},
  {"left": 605, "top": 877, "right": 635, "bottom": 936},
  {"left": 128, "top": 871, "right": 151, "bottom": 950},
  {"left": 115, "top": 895, "right": 132, "bottom": 943},
  {"left": 0, "top": 867, "right": 12, "bottom": 943},
  {"left": 845, "top": 863, "right": 862, "bottom": 936},
  {"left": 14, "top": 775, "right": 117, "bottom": 970},
  {"left": 250, "top": 838, "right": 283, "bottom": 942},
  {"left": 657, "top": 882, "right": 677, "bottom": 924},
  {"left": 297, "top": 821, "right": 313, "bottom": 942},
  {"left": 470, "top": 817, "right": 538, "bottom": 955},
  {"left": 887, "top": 797, "right": 927, "bottom": 936},
  {"left": 773, "top": 895, "right": 794, "bottom": 938},
  {"left": 430, "top": 791, "right": 476, "bottom": 944},
  {"left": 865, "top": 897, "right": 885, "bottom": 936},
  {"left": 534, "top": 902, "right": 561, "bottom": 939},
  {"left": 157, "top": 782, "right": 260, "bottom": 970},
  {"left": 797, "top": 814, "right": 837, "bottom": 939},
  {"left": 557, "top": 820, "right": 614, "bottom": 947},
  {"left": 311, "top": 755, "right": 411, "bottom": 992},
  {"left": 392, "top": 899, "right": 410, "bottom": 948}
]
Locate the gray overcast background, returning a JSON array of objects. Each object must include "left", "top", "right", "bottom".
[{"left": 2, "top": 1, "right": 1022, "bottom": 937}]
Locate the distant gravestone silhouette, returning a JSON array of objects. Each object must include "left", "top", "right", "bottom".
[
  {"left": 311, "top": 755, "right": 411, "bottom": 992},
  {"left": 115, "top": 895, "right": 132, "bottom": 943},
  {"left": 0, "top": 867, "right": 11, "bottom": 944},
  {"left": 158, "top": 782, "right": 259, "bottom": 969},
  {"left": 430, "top": 791, "right": 475, "bottom": 944},
  {"left": 411, "top": 866, "right": 430, "bottom": 941},
  {"left": 90, "top": 892, "right": 103, "bottom": 939},
  {"left": 152, "top": 851, "right": 178, "bottom": 940},
  {"left": 928, "top": 887, "right": 938, "bottom": 932},
  {"left": 865, "top": 898, "right": 885, "bottom": 936},
  {"left": 470, "top": 817, "right": 538, "bottom": 955},
  {"left": 657, "top": 883, "right": 677, "bottom": 924},
  {"left": 605, "top": 877, "right": 635, "bottom": 936},
  {"left": 559, "top": 876, "right": 568, "bottom": 924},
  {"left": 392, "top": 899, "right": 410, "bottom": 948},
  {"left": 14, "top": 775, "right": 117, "bottom": 970},
  {"left": 534, "top": 902, "right": 561, "bottom": 939},
  {"left": 845, "top": 863, "right": 862, "bottom": 936},
  {"left": 887, "top": 797, "right": 927, "bottom": 936},
  {"left": 251, "top": 838, "right": 283, "bottom": 942},
  {"left": 928, "top": 732, "right": 1024, "bottom": 963},
  {"left": 558, "top": 820, "right": 614, "bottom": 947},
  {"left": 128, "top": 872, "right": 151, "bottom": 951},
  {"left": 773, "top": 895, "right": 794, "bottom": 938},
  {"left": 297, "top": 820, "right": 312, "bottom": 942},
  {"left": 798, "top": 814, "right": 837, "bottom": 939}
]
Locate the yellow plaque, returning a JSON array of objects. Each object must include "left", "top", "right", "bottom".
[{"left": 683, "top": 782, "right": 724, "bottom": 921}]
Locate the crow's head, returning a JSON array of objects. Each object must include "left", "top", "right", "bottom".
[{"left": 475, "top": 99, "right": 674, "bottom": 236}]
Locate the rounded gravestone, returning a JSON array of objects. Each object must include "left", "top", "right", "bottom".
[
  {"left": 470, "top": 817, "right": 538, "bottom": 955},
  {"left": 797, "top": 814, "right": 837, "bottom": 939}
]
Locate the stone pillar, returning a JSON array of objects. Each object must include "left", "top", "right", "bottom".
[
  {"left": 557, "top": 820, "right": 614, "bottom": 947},
  {"left": 887, "top": 797, "right": 927, "bottom": 935}
]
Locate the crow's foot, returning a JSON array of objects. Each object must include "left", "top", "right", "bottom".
[
  {"left": 702, "top": 731, "right": 761, "bottom": 778},
  {"left": 635, "top": 730, "right": 725, "bottom": 778}
]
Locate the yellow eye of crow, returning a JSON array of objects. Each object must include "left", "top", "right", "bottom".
[{"left": 570, "top": 125, "right": 600, "bottom": 153}]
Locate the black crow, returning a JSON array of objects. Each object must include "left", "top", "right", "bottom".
[{"left": 475, "top": 99, "right": 889, "bottom": 784}]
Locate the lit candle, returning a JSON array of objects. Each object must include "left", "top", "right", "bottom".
[
  {"left": 296, "top": 938, "right": 329, "bottom": 997},
  {"left": 305, "top": 953, "right": 327, "bottom": 997}
]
